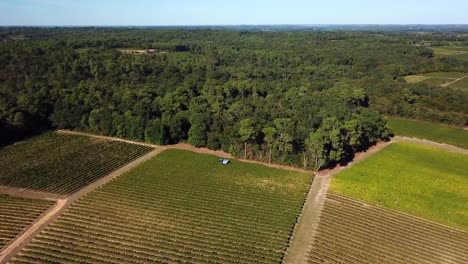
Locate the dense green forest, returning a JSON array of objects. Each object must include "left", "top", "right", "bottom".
[{"left": 1, "top": 28, "right": 467, "bottom": 169}]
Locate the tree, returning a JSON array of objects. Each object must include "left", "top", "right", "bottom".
[
  {"left": 239, "top": 118, "right": 256, "bottom": 159},
  {"left": 262, "top": 126, "right": 277, "bottom": 163},
  {"left": 273, "top": 118, "right": 294, "bottom": 158},
  {"left": 305, "top": 131, "right": 327, "bottom": 172}
]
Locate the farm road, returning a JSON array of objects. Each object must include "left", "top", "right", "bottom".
[
  {"left": 442, "top": 74, "right": 468, "bottom": 87},
  {"left": 0, "top": 186, "right": 65, "bottom": 201},
  {"left": 283, "top": 140, "right": 393, "bottom": 264},
  {"left": 0, "top": 148, "right": 165, "bottom": 264},
  {"left": 58, "top": 130, "right": 311, "bottom": 173}
]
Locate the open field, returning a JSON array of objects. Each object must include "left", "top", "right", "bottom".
[
  {"left": 118, "top": 49, "right": 147, "bottom": 55},
  {"left": 387, "top": 117, "right": 468, "bottom": 149},
  {"left": 431, "top": 46, "right": 468, "bottom": 61},
  {"left": 404, "top": 71, "right": 468, "bottom": 89},
  {"left": 11, "top": 149, "right": 311, "bottom": 263},
  {"left": 0, "top": 133, "right": 154, "bottom": 195},
  {"left": 308, "top": 193, "right": 468, "bottom": 264},
  {"left": 0, "top": 195, "right": 54, "bottom": 250},
  {"left": 330, "top": 142, "right": 468, "bottom": 230}
]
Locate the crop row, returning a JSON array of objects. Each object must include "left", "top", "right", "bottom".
[
  {"left": 307, "top": 193, "right": 468, "bottom": 264},
  {"left": 0, "top": 133, "right": 154, "bottom": 194},
  {"left": 0, "top": 195, "right": 54, "bottom": 250},
  {"left": 11, "top": 149, "right": 311, "bottom": 263}
]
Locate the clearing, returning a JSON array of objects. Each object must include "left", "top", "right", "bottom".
[
  {"left": 0, "top": 133, "right": 154, "bottom": 195},
  {"left": 387, "top": 117, "right": 468, "bottom": 149},
  {"left": 404, "top": 71, "right": 468, "bottom": 89},
  {"left": 430, "top": 46, "right": 468, "bottom": 61},
  {"left": 330, "top": 141, "right": 468, "bottom": 230},
  {"left": 10, "top": 149, "right": 311, "bottom": 264}
]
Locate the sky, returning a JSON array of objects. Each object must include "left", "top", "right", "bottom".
[{"left": 0, "top": 0, "right": 467, "bottom": 26}]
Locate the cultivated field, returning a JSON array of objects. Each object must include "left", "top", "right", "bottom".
[
  {"left": 0, "top": 195, "right": 54, "bottom": 250},
  {"left": 308, "top": 193, "right": 468, "bottom": 264},
  {"left": 10, "top": 149, "right": 311, "bottom": 263},
  {"left": 0, "top": 133, "right": 154, "bottom": 195},
  {"left": 388, "top": 117, "right": 468, "bottom": 149},
  {"left": 404, "top": 71, "right": 468, "bottom": 89},
  {"left": 330, "top": 142, "right": 468, "bottom": 230},
  {"left": 431, "top": 46, "right": 468, "bottom": 62}
]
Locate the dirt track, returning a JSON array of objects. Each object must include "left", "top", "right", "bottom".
[
  {"left": 283, "top": 141, "right": 393, "bottom": 264},
  {"left": 0, "top": 148, "right": 164, "bottom": 264},
  {"left": 441, "top": 74, "right": 468, "bottom": 87},
  {"left": 0, "top": 186, "right": 65, "bottom": 201},
  {"left": 57, "top": 130, "right": 311, "bottom": 173}
]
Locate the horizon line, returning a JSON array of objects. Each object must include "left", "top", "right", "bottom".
[{"left": 1, "top": 23, "right": 468, "bottom": 27}]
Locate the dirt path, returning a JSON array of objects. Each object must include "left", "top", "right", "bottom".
[
  {"left": 283, "top": 175, "right": 331, "bottom": 264},
  {"left": 0, "top": 186, "right": 65, "bottom": 201},
  {"left": 283, "top": 141, "right": 393, "bottom": 264},
  {"left": 394, "top": 136, "right": 468, "bottom": 154},
  {"left": 57, "top": 130, "right": 159, "bottom": 148},
  {"left": 0, "top": 148, "right": 165, "bottom": 264},
  {"left": 442, "top": 74, "right": 468, "bottom": 87},
  {"left": 57, "top": 130, "right": 311, "bottom": 173}
]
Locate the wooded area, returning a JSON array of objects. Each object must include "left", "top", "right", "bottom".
[{"left": 1, "top": 28, "right": 467, "bottom": 169}]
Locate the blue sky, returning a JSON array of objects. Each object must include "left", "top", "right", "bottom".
[{"left": 1, "top": 0, "right": 467, "bottom": 26}]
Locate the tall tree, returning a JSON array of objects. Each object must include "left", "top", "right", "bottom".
[
  {"left": 239, "top": 118, "right": 256, "bottom": 159},
  {"left": 262, "top": 126, "right": 277, "bottom": 163}
]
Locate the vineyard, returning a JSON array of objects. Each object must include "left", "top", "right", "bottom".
[
  {"left": 0, "top": 133, "right": 154, "bottom": 195},
  {"left": 308, "top": 193, "right": 468, "bottom": 264},
  {"left": 0, "top": 195, "right": 54, "bottom": 250},
  {"left": 10, "top": 149, "right": 311, "bottom": 263},
  {"left": 330, "top": 142, "right": 468, "bottom": 230},
  {"left": 387, "top": 117, "right": 468, "bottom": 149}
]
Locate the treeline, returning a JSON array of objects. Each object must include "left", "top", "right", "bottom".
[{"left": 0, "top": 28, "right": 466, "bottom": 167}]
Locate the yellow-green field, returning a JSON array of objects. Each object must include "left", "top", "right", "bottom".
[
  {"left": 387, "top": 117, "right": 468, "bottom": 149},
  {"left": 330, "top": 142, "right": 468, "bottom": 230}
]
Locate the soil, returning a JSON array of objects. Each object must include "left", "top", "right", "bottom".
[{"left": 0, "top": 186, "right": 65, "bottom": 201}]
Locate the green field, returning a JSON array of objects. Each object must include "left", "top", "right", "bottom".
[
  {"left": 0, "top": 133, "right": 154, "bottom": 195},
  {"left": 330, "top": 142, "right": 468, "bottom": 230},
  {"left": 11, "top": 149, "right": 311, "bottom": 263},
  {"left": 0, "top": 195, "right": 54, "bottom": 250},
  {"left": 387, "top": 117, "right": 468, "bottom": 149},
  {"left": 431, "top": 46, "right": 468, "bottom": 62}
]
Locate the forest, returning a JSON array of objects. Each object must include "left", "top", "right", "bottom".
[{"left": 0, "top": 28, "right": 467, "bottom": 169}]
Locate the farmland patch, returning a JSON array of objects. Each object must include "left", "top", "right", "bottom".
[
  {"left": 10, "top": 149, "right": 311, "bottom": 263},
  {"left": 0, "top": 133, "right": 154, "bottom": 195},
  {"left": 0, "top": 195, "right": 54, "bottom": 250},
  {"left": 330, "top": 142, "right": 468, "bottom": 230}
]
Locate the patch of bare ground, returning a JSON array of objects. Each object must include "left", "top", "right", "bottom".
[
  {"left": 0, "top": 148, "right": 164, "bottom": 264},
  {"left": 0, "top": 186, "right": 64, "bottom": 201}
]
